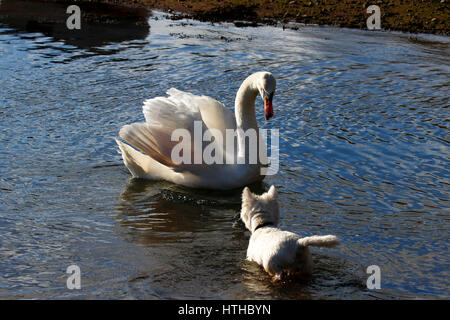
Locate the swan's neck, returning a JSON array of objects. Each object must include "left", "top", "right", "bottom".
[
  {"left": 235, "top": 74, "right": 259, "bottom": 131},
  {"left": 234, "top": 74, "right": 266, "bottom": 163}
]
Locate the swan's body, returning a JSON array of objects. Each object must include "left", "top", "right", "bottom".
[{"left": 116, "top": 71, "right": 276, "bottom": 190}]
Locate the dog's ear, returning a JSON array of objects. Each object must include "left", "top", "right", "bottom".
[
  {"left": 241, "top": 187, "right": 254, "bottom": 226},
  {"left": 267, "top": 185, "right": 277, "bottom": 199},
  {"left": 242, "top": 187, "right": 253, "bottom": 201},
  {"left": 241, "top": 187, "right": 256, "bottom": 218}
]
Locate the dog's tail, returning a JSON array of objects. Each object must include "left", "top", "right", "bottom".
[{"left": 298, "top": 235, "right": 339, "bottom": 248}]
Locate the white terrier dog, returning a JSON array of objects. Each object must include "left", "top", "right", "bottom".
[{"left": 240, "top": 185, "right": 339, "bottom": 281}]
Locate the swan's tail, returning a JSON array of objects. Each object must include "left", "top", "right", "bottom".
[
  {"left": 119, "top": 123, "right": 181, "bottom": 169},
  {"left": 297, "top": 235, "right": 339, "bottom": 248},
  {"left": 115, "top": 138, "right": 170, "bottom": 180}
]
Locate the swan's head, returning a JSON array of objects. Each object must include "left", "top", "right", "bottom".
[{"left": 256, "top": 72, "right": 276, "bottom": 120}]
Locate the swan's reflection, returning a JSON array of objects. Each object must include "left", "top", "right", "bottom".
[{"left": 115, "top": 178, "right": 266, "bottom": 246}]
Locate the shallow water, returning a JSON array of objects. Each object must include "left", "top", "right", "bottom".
[{"left": 0, "top": 9, "right": 449, "bottom": 299}]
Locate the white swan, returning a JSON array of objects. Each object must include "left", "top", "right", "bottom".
[{"left": 116, "top": 71, "right": 276, "bottom": 190}]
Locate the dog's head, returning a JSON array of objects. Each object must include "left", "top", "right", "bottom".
[{"left": 240, "top": 185, "right": 279, "bottom": 233}]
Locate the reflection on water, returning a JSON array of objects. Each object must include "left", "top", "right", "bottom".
[
  {"left": 0, "top": 9, "right": 448, "bottom": 299},
  {"left": 0, "top": 0, "right": 150, "bottom": 49},
  {"left": 116, "top": 179, "right": 242, "bottom": 244}
]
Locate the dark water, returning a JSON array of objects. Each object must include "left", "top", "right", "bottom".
[{"left": 0, "top": 9, "right": 449, "bottom": 299}]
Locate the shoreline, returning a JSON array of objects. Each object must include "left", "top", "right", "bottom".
[{"left": 19, "top": 0, "right": 449, "bottom": 35}]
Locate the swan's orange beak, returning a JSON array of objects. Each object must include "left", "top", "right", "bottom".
[{"left": 264, "top": 97, "right": 273, "bottom": 120}]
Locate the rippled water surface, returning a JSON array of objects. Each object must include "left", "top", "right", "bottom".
[{"left": 0, "top": 10, "right": 449, "bottom": 299}]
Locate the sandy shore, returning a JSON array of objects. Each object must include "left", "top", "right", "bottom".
[{"left": 4, "top": 0, "right": 450, "bottom": 35}]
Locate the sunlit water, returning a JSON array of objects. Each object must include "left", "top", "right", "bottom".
[{"left": 0, "top": 10, "right": 449, "bottom": 299}]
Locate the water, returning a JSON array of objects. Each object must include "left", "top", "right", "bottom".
[{"left": 0, "top": 9, "right": 449, "bottom": 299}]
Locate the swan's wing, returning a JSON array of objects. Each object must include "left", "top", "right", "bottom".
[
  {"left": 162, "top": 89, "right": 237, "bottom": 161},
  {"left": 195, "top": 94, "right": 237, "bottom": 136},
  {"left": 143, "top": 88, "right": 202, "bottom": 129},
  {"left": 144, "top": 88, "right": 236, "bottom": 135},
  {"left": 120, "top": 88, "right": 236, "bottom": 172}
]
